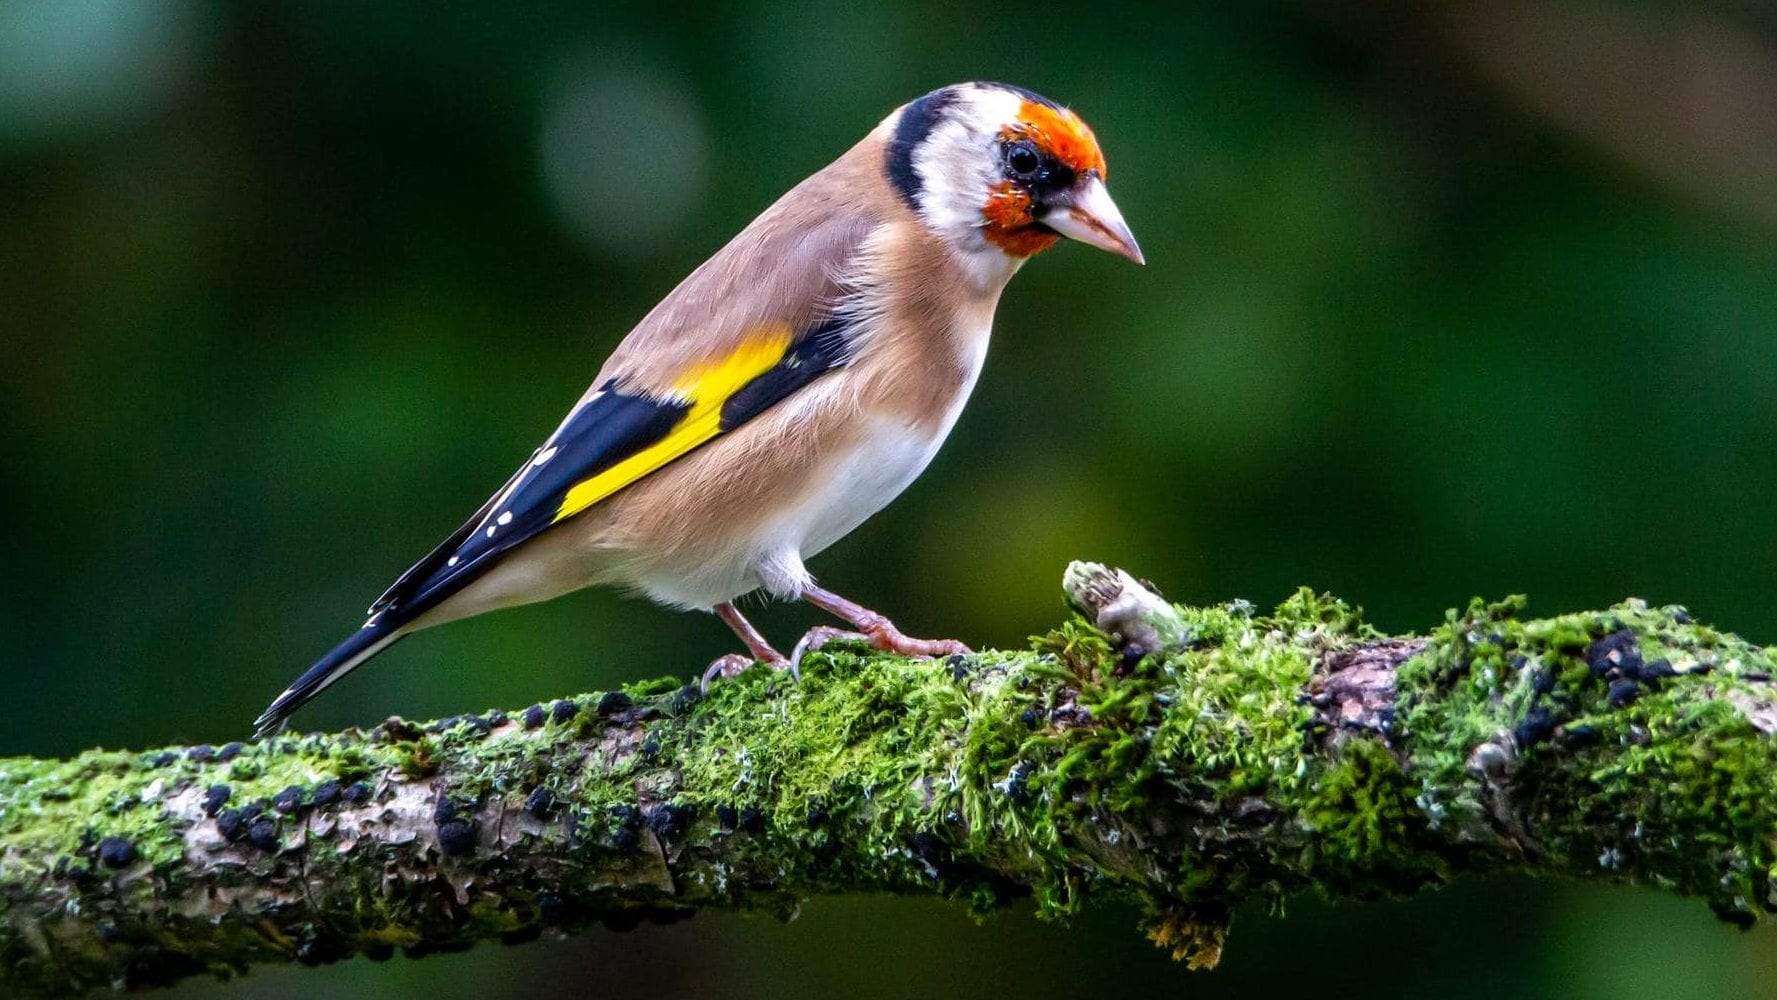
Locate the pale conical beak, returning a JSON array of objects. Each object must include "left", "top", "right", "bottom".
[{"left": 1041, "top": 175, "right": 1144, "bottom": 264}]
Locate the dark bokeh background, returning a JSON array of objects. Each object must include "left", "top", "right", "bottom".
[{"left": 6, "top": 0, "right": 1777, "bottom": 996}]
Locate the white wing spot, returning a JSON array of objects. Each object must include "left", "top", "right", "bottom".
[
  {"left": 497, "top": 511, "right": 514, "bottom": 526},
  {"left": 534, "top": 446, "right": 557, "bottom": 467},
  {"left": 486, "top": 525, "right": 497, "bottom": 538},
  {"left": 447, "top": 555, "right": 459, "bottom": 567}
]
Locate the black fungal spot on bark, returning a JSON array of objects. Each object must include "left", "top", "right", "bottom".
[
  {"left": 246, "top": 818, "right": 280, "bottom": 852},
  {"left": 805, "top": 803, "right": 827, "bottom": 828},
  {"left": 739, "top": 806, "right": 765, "bottom": 832},
  {"left": 521, "top": 704, "right": 547, "bottom": 729},
  {"left": 362, "top": 941, "right": 395, "bottom": 962},
  {"left": 343, "top": 781, "right": 374, "bottom": 805},
  {"left": 1530, "top": 668, "right": 1555, "bottom": 697},
  {"left": 525, "top": 787, "right": 556, "bottom": 821},
  {"left": 610, "top": 804, "right": 641, "bottom": 828},
  {"left": 716, "top": 804, "right": 738, "bottom": 829},
  {"left": 670, "top": 684, "right": 702, "bottom": 713},
  {"left": 1051, "top": 704, "right": 1092, "bottom": 727},
  {"left": 645, "top": 803, "right": 695, "bottom": 839},
  {"left": 947, "top": 654, "right": 973, "bottom": 681},
  {"left": 216, "top": 809, "right": 248, "bottom": 842},
  {"left": 610, "top": 826, "right": 639, "bottom": 852},
  {"left": 311, "top": 780, "right": 342, "bottom": 808},
  {"left": 1636, "top": 658, "right": 1677, "bottom": 683},
  {"left": 1586, "top": 629, "right": 1642, "bottom": 679},
  {"left": 551, "top": 699, "right": 579, "bottom": 723},
  {"left": 437, "top": 819, "right": 476, "bottom": 857},
  {"left": 597, "top": 691, "right": 633, "bottom": 715},
  {"left": 216, "top": 742, "right": 245, "bottom": 762},
  {"left": 273, "top": 786, "right": 306, "bottom": 814},
  {"left": 1118, "top": 642, "right": 1149, "bottom": 674},
  {"left": 1514, "top": 707, "right": 1555, "bottom": 749},
  {"left": 96, "top": 837, "right": 136, "bottom": 869},
  {"left": 1608, "top": 679, "right": 1642, "bottom": 708},
  {"left": 185, "top": 745, "right": 214, "bottom": 763},
  {"left": 201, "top": 785, "right": 231, "bottom": 817},
  {"left": 148, "top": 752, "right": 178, "bottom": 768}
]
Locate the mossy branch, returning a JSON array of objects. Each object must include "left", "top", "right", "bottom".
[{"left": 6, "top": 562, "right": 1777, "bottom": 995}]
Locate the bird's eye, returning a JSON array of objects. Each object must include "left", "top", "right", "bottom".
[{"left": 1006, "top": 141, "right": 1041, "bottom": 180}]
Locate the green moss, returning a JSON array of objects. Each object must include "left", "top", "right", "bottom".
[
  {"left": 1396, "top": 594, "right": 1777, "bottom": 921},
  {"left": 1270, "top": 586, "right": 1377, "bottom": 639},
  {"left": 10, "top": 574, "right": 1777, "bottom": 992},
  {"left": 1302, "top": 739, "right": 1436, "bottom": 891}
]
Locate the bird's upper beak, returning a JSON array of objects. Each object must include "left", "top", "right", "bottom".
[{"left": 1040, "top": 174, "right": 1144, "bottom": 265}]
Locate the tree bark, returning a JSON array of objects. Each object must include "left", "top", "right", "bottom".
[{"left": 4, "top": 562, "right": 1776, "bottom": 995}]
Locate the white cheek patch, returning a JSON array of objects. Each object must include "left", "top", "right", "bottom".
[{"left": 911, "top": 86, "right": 1025, "bottom": 262}]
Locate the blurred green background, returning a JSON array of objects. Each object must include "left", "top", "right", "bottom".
[{"left": 5, "top": 0, "right": 1777, "bottom": 996}]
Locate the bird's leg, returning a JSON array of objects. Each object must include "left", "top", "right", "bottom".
[
  {"left": 702, "top": 601, "right": 793, "bottom": 692},
  {"left": 792, "top": 583, "right": 971, "bottom": 671}
]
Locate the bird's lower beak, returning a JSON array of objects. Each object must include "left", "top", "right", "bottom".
[{"left": 1041, "top": 175, "right": 1144, "bottom": 265}]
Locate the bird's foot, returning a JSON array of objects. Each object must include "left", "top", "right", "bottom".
[
  {"left": 790, "top": 622, "right": 972, "bottom": 674},
  {"left": 700, "top": 651, "right": 795, "bottom": 694}
]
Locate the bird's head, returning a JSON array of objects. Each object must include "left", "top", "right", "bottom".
[{"left": 884, "top": 81, "right": 1143, "bottom": 274}]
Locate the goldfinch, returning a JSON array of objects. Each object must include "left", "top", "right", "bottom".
[{"left": 254, "top": 81, "right": 1142, "bottom": 737}]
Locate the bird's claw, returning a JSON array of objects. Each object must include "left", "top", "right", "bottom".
[
  {"left": 789, "top": 626, "right": 868, "bottom": 676},
  {"left": 790, "top": 623, "right": 972, "bottom": 675},
  {"left": 700, "top": 651, "right": 796, "bottom": 694}
]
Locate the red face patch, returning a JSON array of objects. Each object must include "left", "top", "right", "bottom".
[
  {"left": 1004, "top": 100, "right": 1107, "bottom": 179},
  {"left": 981, "top": 181, "right": 1061, "bottom": 256},
  {"left": 979, "top": 99, "right": 1108, "bottom": 257}
]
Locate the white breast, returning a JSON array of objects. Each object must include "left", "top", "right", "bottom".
[{"left": 745, "top": 326, "right": 990, "bottom": 600}]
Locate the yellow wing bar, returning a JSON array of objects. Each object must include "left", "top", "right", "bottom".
[{"left": 553, "top": 326, "right": 794, "bottom": 522}]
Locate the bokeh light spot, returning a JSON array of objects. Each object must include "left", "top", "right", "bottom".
[
  {"left": 0, "top": 0, "right": 200, "bottom": 147},
  {"left": 537, "top": 56, "right": 709, "bottom": 256}
]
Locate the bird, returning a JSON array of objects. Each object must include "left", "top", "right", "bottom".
[{"left": 253, "top": 81, "right": 1142, "bottom": 738}]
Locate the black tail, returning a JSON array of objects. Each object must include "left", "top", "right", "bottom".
[{"left": 253, "top": 621, "right": 404, "bottom": 738}]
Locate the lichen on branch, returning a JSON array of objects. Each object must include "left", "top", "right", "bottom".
[{"left": 3, "top": 562, "right": 1777, "bottom": 996}]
